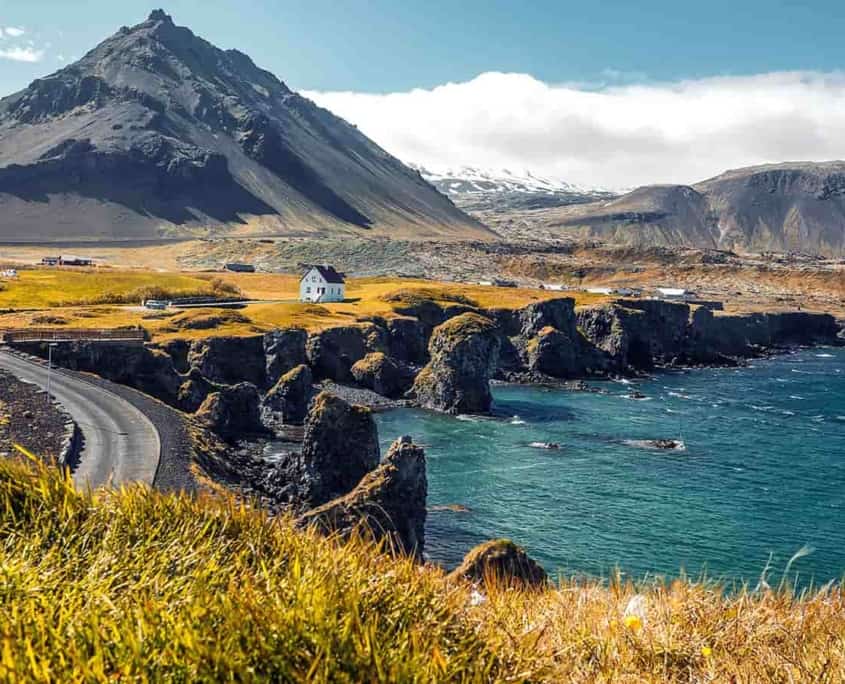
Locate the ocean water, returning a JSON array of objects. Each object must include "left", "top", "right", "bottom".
[{"left": 375, "top": 347, "right": 845, "bottom": 586}]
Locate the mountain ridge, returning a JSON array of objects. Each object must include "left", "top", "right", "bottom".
[
  {"left": 0, "top": 10, "right": 489, "bottom": 242},
  {"left": 460, "top": 161, "right": 845, "bottom": 256}
]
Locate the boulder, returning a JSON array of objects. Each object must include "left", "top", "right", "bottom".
[
  {"left": 262, "top": 364, "right": 313, "bottom": 425},
  {"left": 263, "top": 328, "right": 308, "bottom": 386},
  {"left": 299, "top": 392, "right": 380, "bottom": 505},
  {"left": 194, "top": 382, "right": 265, "bottom": 439},
  {"left": 412, "top": 313, "right": 500, "bottom": 414},
  {"left": 306, "top": 323, "right": 388, "bottom": 382},
  {"left": 298, "top": 435, "right": 427, "bottom": 558},
  {"left": 188, "top": 336, "right": 267, "bottom": 387},
  {"left": 447, "top": 539, "right": 548, "bottom": 588},
  {"left": 350, "top": 352, "right": 414, "bottom": 398}
]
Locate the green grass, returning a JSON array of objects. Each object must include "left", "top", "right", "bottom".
[{"left": 2, "top": 455, "right": 844, "bottom": 682}]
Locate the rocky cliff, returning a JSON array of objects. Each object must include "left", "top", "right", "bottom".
[{"left": 0, "top": 11, "right": 487, "bottom": 242}]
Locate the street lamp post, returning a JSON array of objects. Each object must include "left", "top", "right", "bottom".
[{"left": 46, "top": 343, "right": 58, "bottom": 404}]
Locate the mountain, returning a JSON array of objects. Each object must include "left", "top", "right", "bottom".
[
  {"left": 534, "top": 162, "right": 845, "bottom": 257},
  {"left": 0, "top": 11, "right": 488, "bottom": 242},
  {"left": 414, "top": 165, "right": 617, "bottom": 213}
]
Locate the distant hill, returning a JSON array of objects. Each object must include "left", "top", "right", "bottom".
[
  {"left": 0, "top": 10, "right": 489, "bottom": 243},
  {"left": 540, "top": 162, "right": 845, "bottom": 256},
  {"left": 415, "top": 165, "right": 617, "bottom": 213}
]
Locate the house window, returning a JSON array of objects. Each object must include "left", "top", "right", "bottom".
[{"left": 306, "top": 287, "right": 311, "bottom": 293}]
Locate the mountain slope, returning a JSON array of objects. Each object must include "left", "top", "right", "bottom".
[
  {"left": 542, "top": 162, "right": 845, "bottom": 256},
  {"left": 0, "top": 11, "right": 488, "bottom": 242}
]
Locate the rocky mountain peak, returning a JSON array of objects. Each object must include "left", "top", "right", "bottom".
[
  {"left": 147, "top": 9, "right": 174, "bottom": 24},
  {"left": 0, "top": 11, "right": 486, "bottom": 242}
]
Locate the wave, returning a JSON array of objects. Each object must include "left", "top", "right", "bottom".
[
  {"left": 816, "top": 353, "right": 835, "bottom": 358},
  {"left": 789, "top": 395, "right": 805, "bottom": 400},
  {"left": 623, "top": 438, "right": 687, "bottom": 452},
  {"left": 509, "top": 416, "right": 527, "bottom": 425}
]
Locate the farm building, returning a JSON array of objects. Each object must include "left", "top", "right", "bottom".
[
  {"left": 225, "top": 263, "right": 256, "bottom": 273},
  {"left": 299, "top": 264, "right": 346, "bottom": 303}
]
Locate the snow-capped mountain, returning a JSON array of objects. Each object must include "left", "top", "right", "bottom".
[{"left": 412, "top": 164, "right": 618, "bottom": 212}]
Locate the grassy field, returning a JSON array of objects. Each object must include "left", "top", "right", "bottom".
[
  {"left": 1, "top": 455, "right": 842, "bottom": 682},
  {"left": 0, "top": 269, "right": 609, "bottom": 340}
]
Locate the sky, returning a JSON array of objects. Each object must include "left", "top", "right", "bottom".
[{"left": 2, "top": 0, "right": 845, "bottom": 188}]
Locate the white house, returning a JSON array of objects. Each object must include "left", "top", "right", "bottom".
[
  {"left": 655, "top": 287, "right": 688, "bottom": 300},
  {"left": 299, "top": 264, "right": 346, "bottom": 303}
]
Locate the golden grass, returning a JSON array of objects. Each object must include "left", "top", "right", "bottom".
[
  {"left": 0, "top": 270, "right": 610, "bottom": 341},
  {"left": 2, "top": 456, "right": 843, "bottom": 682},
  {"left": 0, "top": 268, "right": 232, "bottom": 308}
]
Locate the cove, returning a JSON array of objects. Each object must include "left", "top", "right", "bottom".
[{"left": 376, "top": 347, "right": 845, "bottom": 586}]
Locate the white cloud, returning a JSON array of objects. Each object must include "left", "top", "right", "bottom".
[
  {"left": 3, "top": 27, "right": 25, "bottom": 38},
  {"left": 304, "top": 71, "right": 845, "bottom": 189},
  {"left": 0, "top": 45, "right": 44, "bottom": 62}
]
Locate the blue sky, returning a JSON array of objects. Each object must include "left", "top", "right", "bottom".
[
  {"left": 1, "top": 0, "right": 842, "bottom": 95},
  {"left": 2, "top": 1, "right": 844, "bottom": 187}
]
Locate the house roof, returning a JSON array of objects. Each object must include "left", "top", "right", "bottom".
[{"left": 302, "top": 264, "right": 345, "bottom": 284}]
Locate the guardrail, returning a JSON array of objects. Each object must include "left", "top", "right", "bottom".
[{"left": 0, "top": 329, "right": 147, "bottom": 343}]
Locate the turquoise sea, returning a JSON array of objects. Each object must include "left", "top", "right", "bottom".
[{"left": 376, "top": 347, "right": 845, "bottom": 586}]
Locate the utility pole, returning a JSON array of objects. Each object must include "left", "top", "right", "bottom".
[{"left": 46, "top": 343, "right": 58, "bottom": 404}]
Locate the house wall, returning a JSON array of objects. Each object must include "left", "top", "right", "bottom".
[{"left": 299, "top": 269, "right": 345, "bottom": 303}]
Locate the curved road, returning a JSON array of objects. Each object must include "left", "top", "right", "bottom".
[{"left": 0, "top": 350, "right": 160, "bottom": 488}]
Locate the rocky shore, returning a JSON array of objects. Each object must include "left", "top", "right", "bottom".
[
  {"left": 12, "top": 295, "right": 842, "bottom": 573},
  {"left": 0, "top": 369, "right": 79, "bottom": 466}
]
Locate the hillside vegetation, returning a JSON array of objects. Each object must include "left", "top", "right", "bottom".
[
  {"left": 1, "top": 456, "right": 843, "bottom": 682},
  {"left": 0, "top": 270, "right": 608, "bottom": 340}
]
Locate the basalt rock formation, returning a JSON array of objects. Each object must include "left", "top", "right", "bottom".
[
  {"left": 350, "top": 352, "right": 414, "bottom": 398},
  {"left": 0, "top": 11, "right": 488, "bottom": 242},
  {"left": 448, "top": 539, "right": 548, "bottom": 588},
  {"left": 298, "top": 435, "right": 427, "bottom": 558},
  {"left": 262, "top": 363, "right": 313, "bottom": 425},
  {"left": 306, "top": 323, "right": 388, "bottom": 382},
  {"left": 412, "top": 313, "right": 501, "bottom": 414},
  {"left": 195, "top": 382, "right": 265, "bottom": 439},
  {"left": 297, "top": 392, "right": 380, "bottom": 506}
]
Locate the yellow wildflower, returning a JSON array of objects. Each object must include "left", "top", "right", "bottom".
[
  {"left": 623, "top": 615, "right": 643, "bottom": 631},
  {"left": 701, "top": 646, "right": 713, "bottom": 657}
]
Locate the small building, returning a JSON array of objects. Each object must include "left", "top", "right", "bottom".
[
  {"left": 225, "top": 262, "right": 256, "bottom": 273},
  {"left": 655, "top": 287, "right": 689, "bottom": 300},
  {"left": 299, "top": 264, "right": 346, "bottom": 303},
  {"left": 41, "top": 256, "right": 61, "bottom": 266},
  {"left": 144, "top": 299, "right": 171, "bottom": 310},
  {"left": 586, "top": 286, "right": 614, "bottom": 295},
  {"left": 59, "top": 255, "right": 93, "bottom": 267},
  {"left": 0, "top": 269, "right": 18, "bottom": 279}
]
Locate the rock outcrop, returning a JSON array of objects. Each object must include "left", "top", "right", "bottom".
[
  {"left": 194, "top": 382, "right": 265, "bottom": 439},
  {"left": 298, "top": 392, "right": 380, "bottom": 506},
  {"left": 448, "top": 539, "right": 548, "bottom": 588},
  {"left": 306, "top": 323, "right": 387, "bottom": 382},
  {"left": 188, "top": 336, "right": 268, "bottom": 388},
  {"left": 262, "top": 364, "right": 313, "bottom": 425},
  {"left": 412, "top": 313, "right": 500, "bottom": 414},
  {"left": 350, "top": 352, "right": 414, "bottom": 398},
  {"left": 298, "top": 435, "right": 427, "bottom": 558},
  {"left": 263, "top": 329, "right": 308, "bottom": 386}
]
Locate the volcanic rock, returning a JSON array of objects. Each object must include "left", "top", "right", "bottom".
[
  {"left": 298, "top": 435, "right": 427, "bottom": 558},
  {"left": 448, "top": 539, "right": 548, "bottom": 588},
  {"left": 412, "top": 313, "right": 501, "bottom": 414}
]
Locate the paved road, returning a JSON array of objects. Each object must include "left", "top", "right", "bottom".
[{"left": 0, "top": 350, "right": 160, "bottom": 488}]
